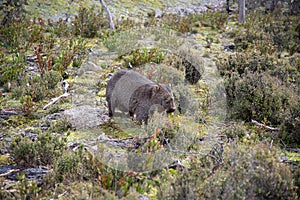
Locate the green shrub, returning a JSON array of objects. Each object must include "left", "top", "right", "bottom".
[
  {"left": 117, "top": 47, "right": 166, "bottom": 68},
  {"left": 225, "top": 72, "right": 292, "bottom": 125},
  {"left": 280, "top": 103, "right": 300, "bottom": 147},
  {"left": 10, "top": 132, "right": 68, "bottom": 167},
  {"left": 223, "top": 121, "right": 247, "bottom": 140},
  {"left": 199, "top": 143, "right": 298, "bottom": 200},
  {"left": 0, "top": 52, "right": 26, "bottom": 86},
  {"left": 49, "top": 117, "right": 72, "bottom": 133},
  {"left": 71, "top": 6, "right": 108, "bottom": 38},
  {"left": 53, "top": 149, "right": 83, "bottom": 182},
  {"left": 232, "top": 10, "right": 299, "bottom": 54}
]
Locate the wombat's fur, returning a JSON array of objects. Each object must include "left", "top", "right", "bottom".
[{"left": 106, "top": 70, "right": 176, "bottom": 124}]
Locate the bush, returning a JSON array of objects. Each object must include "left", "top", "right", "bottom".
[
  {"left": 218, "top": 51, "right": 299, "bottom": 146},
  {"left": 72, "top": 5, "right": 109, "bottom": 38},
  {"left": 199, "top": 143, "right": 298, "bottom": 200},
  {"left": 232, "top": 10, "right": 299, "bottom": 55},
  {"left": 225, "top": 72, "right": 293, "bottom": 125},
  {"left": 10, "top": 132, "right": 68, "bottom": 167},
  {"left": 280, "top": 103, "right": 300, "bottom": 147}
]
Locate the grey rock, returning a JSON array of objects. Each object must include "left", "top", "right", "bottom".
[{"left": 63, "top": 105, "right": 109, "bottom": 129}]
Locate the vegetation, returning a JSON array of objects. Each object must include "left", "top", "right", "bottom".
[{"left": 0, "top": 0, "right": 299, "bottom": 199}]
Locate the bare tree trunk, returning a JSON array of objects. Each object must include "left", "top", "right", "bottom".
[
  {"left": 99, "top": 0, "right": 115, "bottom": 30},
  {"left": 238, "top": 0, "right": 245, "bottom": 23}
]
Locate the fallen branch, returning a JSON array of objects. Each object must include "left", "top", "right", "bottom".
[
  {"left": 43, "top": 93, "right": 70, "bottom": 110},
  {"left": 251, "top": 119, "right": 280, "bottom": 131},
  {"left": 99, "top": 0, "right": 115, "bottom": 30}
]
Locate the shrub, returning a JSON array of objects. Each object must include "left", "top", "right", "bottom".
[
  {"left": 223, "top": 121, "right": 247, "bottom": 140},
  {"left": 0, "top": 52, "right": 26, "bottom": 86},
  {"left": 225, "top": 72, "right": 292, "bottom": 125},
  {"left": 199, "top": 143, "right": 298, "bottom": 199},
  {"left": 280, "top": 103, "right": 300, "bottom": 147},
  {"left": 10, "top": 132, "right": 68, "bottom": 167},
  {"left": 232, "top": 10, "right": 299, "bottom": 55},
  {"left": 71, "top": 5, "right": 109, "bottom": 38}
]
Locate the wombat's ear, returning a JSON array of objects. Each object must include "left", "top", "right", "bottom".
[{"left": 151, "top": 85, "right": 160, "bottom": 96}]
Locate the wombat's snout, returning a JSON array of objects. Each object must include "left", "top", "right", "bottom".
[
  {"left": 166, "top": 102, "right": 176, "bottom": 113},
  {"left": 167, "top": 107, "right": 175, "bottom": 113}
]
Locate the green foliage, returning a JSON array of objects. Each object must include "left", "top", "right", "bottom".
[
  {"left": 53, "top": 148, "right": 84, "bottom": 182},
  {"left": 20, "top": 95, "right": 35, "bottom": 116},
  {"left": 17, "top": 173, "right": 41, "bottom": 200},
  {"left": 0, "top": 52, "right": 26, "bottom": 86},
  {"left": 223, "top": 121, "right": 247, "bottom": 140},
  {"left": 118, "top": 47, "right": 166, "bottom": 68},
  {"left": 72, "top": 6, "right": 108, "bottom": 38},
  {"left": 161, "top": 11, "right": 227, "bottom": 33},
  {"left": 49, "top": 117, "right": 72, "bottom": 133},
  {"left": 11, "top": 72, "right": 61, "bottom": 102},
  {"left": 218, "top": 10, "right": 299, "bottom": 146},
  {"left": 199, "top": 143, "right": 298, "bottom": 200},
  {"left": 224, "top": 72, "right": 293, "bottom": 125},
  {"left": 10, "top": 132, "right": 68, "bottom": 167},
  {"left": 53, "top": 37, "right": 87, "bottom": 73},
  {"left": 280, "top": 103, "right": 300, "bottom": 147},
  {"left": 233, "top": 10, "right": 299, "bottom": 55}
]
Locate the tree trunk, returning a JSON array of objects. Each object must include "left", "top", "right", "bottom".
[
  {"left": 238, "top": 0, "right": 245, "bottom": 24},
  {"left": 99, "top": 0, "right": 115, "bottom": 30}
]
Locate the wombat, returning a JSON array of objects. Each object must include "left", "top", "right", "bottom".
[{"left": 106, "top": 70, "right": 176, "bottom": 124}]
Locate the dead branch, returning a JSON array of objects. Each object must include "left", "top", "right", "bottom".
[
  {"left": 43, "top": 93, "right": 70, "bottom": 110},
  {"left": 99, "top": 0, "right": 115, "bottom": 30},
  {"left": 251, "top": 119, "right": 280, "bottom": 131}
]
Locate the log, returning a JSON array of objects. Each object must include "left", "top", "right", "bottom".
[
  {"left": 251, "top": 119, "right": 280, "bottom": 131},
  {"left": 43, "top": 93, "right": 70, "bottom": 110}
]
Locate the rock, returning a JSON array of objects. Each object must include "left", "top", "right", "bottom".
[
  {"left": 63, "top": 105, "right": 109, "bottom": 129},
  {"left": 21, "top": 132, "right": 38, "bottom": 141},
  {"left": 0, "top": 164, "right": 48, "bottom": 184},
  {"left": 154, "top": 8, "right": 163, "bottom": 18},
  {"left": 0, "top": 108, "right": 19, "bottom": 120}
]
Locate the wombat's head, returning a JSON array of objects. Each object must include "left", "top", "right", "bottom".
[{"left": 151, "top": 84, "right": 176, "bottom": 113}]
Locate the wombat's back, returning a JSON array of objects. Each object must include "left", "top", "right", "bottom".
[{"left": 111, "top": 70, "right": 153, "bottom": 113}]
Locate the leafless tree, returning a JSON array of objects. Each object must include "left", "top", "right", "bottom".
[
  {"left": 238, "top": 0, "right": 245, "bottom": 23},
  {"left": 99, "top": 0, "right": 115, "bottom": 30}
]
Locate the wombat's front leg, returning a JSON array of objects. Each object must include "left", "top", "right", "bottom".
[
  {"left": 107, "top": 101, "right": 113, "bottom": 117},
  {"left": 135, "top": 107, "right": 150, "bottom": 125}
]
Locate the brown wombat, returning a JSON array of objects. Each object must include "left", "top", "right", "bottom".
[{"left": 106, "top": 70, "right": 176, "bottom": 124}]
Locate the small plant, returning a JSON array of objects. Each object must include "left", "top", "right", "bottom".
[
  {"left": 53, "top": 149, "right": 84, "bottom": 182},
  {"left": 118, "top": 47, "right": 166, "bottom": 68},
  {"left": 20, "top": 95, "right": 35, "bottom": 116},
  {"left": 49, "top": 117, "right": 72, "bottom": 133},
  {"left": 0, "top": 52, "right": 26, "bottom": 87},
  {"left": 17, "top": 173, "right": 41, "bottom": 200},
  {"left": 53, "top": 37, "right": 87, "bottom": 74}
]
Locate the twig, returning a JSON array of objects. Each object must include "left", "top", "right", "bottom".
[
  {"left": 251, "top": 119, "right": 280, "bottom": 131},
  {"left": 58, "top": 191, "right": 68, "bottom": 198},
  {"left": 0, "top": 169, "right": 20, "bottom": 177},
  {"left": 43, "top": 93, "right": 70, "bottom": 110},
  {"left": 99, "top": 0, "right": 115, "bottom": 30},
  {"left": 270, "top": 139, "right": 273, "bottom": 152}
]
